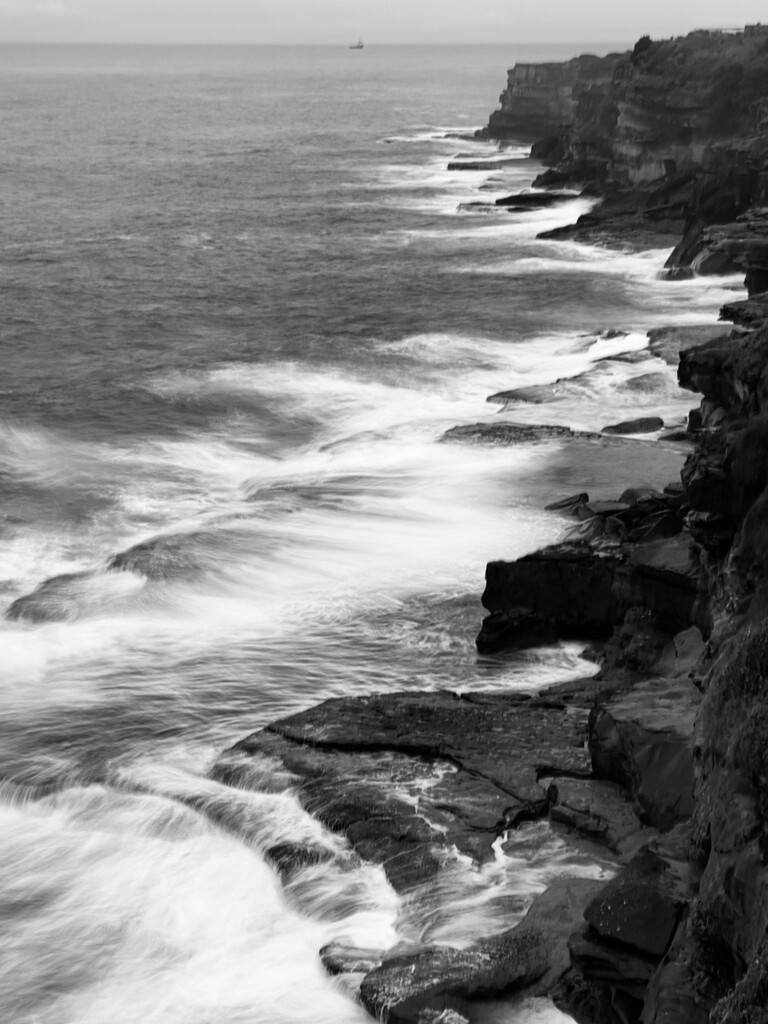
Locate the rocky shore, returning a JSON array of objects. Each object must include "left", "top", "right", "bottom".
[{"left": 196, "top": 27, "right": 768, "bottom": 1024}]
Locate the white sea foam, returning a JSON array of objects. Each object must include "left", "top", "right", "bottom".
[{"left": 0, "top": 785, "right": 374, "bottom": 1024}]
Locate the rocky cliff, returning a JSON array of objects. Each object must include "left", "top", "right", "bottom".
[
  {"left": 480, "top": 26, "right": 768, "bottom": 285},
  {"left": 472, "top": 294, "right": 768, "bottom": 1023},
  {"left": 483, "top": 53, "right": 622, "bottom": 142}
]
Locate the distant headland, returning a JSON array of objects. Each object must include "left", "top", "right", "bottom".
[{"left": 478, "top": 24, "right": 768, "bottom": 291}]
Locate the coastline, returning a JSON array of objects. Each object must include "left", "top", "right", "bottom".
[
  {"left": 214, "top": 29, "right": 768, "bottom": 1024},
  {"left": 2, "top": 40, "right": 766, "bottom": 1024}
]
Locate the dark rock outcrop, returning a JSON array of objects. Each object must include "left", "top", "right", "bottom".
[
  {"left": 494, "top": 190, "right": 577, "bottom": 210},
  {"left": 215, "top": 678, "right": 698, "bottom": 1021},
  {"left": 217, "top": 687, "right": 598, "bottom": 887},
  {"left": 602, "top": 417, "right": 664, "bottom": 435},
  {"left": 447, "top": 155, "right": 529, "bottom": 171},
  {"left": 478, "top": 543, "right": 618, "bottom": 653},
  {"left": 550, "top": 308, "right": 768, "bottom": 1020},
  {"left": 359, "top": 924, "right": 549, "bottom": 1024},
  {"left": 477, "top": 503, "right": 697, "bottom": 657},
  {"left": 464, "top": 302, "right": 768, "bottom": 1019},
  {"left": 440, "top": 422, "right": 591, "bottom": 445}
]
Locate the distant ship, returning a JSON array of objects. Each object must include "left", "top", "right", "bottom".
[{"left": 349, "top": 39, "right": 364, "bottom": 49}]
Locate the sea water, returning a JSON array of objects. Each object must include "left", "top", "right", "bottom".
[{"left": 0, "top": 44, "right": 742, "bottom": 1023}]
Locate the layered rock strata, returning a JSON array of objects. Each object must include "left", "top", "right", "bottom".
[
  {"left": 482, "top": 54, "right": 622, "bottom": 142},
  {"left": 479, "top": 27, "right": 768, "bottom": 286}
]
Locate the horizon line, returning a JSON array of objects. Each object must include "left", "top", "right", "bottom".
[{"left": 0, "top": 39, "right": 633, "bottom": 47}]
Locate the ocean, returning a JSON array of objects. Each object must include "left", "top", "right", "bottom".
[{"left": 0, "top": 44, "right": 742, "bottom": 1024}]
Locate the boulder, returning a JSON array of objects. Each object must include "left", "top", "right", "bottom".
[
  {"left": 480, "top": 542, "right": 620, "bottom": 648},
  {"left": 583, "top": 871, "right": 680, "bottom": 958},
  {"left": 475, "top": 608, "right": 559, "bottom": 653},
  {"left": 359, "top": 877, "right": 606, "bottom": 1024},
  {"left": 622, "top": 373, "right": 669, "bottom": 394},
  {"left": 108, "top": 532, "right": 203, "bottom": 580},
  {"left": 359, "top": 928, "right": 549, "bottom": 1024}
]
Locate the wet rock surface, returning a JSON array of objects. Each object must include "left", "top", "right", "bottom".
[
  {"left": 602, "top": 417, "right": 664, "bottom": 435},
  {"left": 536, "top": 186, "right": 687, "bottom": 252},
  {"left": 646, "top": 324, "right": 730, "bottom": 366},
  {"left": 359, "top": 878, "right": 608, "bottom": 1024},
  {"left": 359, "top": 925, "right": 549, "bottom": 1024},
  {"left": 440, "top": 422, "right": 594, "bottom": 445},
  {"left": 218, "top": 688, "right": 598, "bottom": 889}
]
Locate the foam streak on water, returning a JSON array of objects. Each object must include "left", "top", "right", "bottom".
[{"left": 0, "top": 44, "right": 744, "bottom": 1024}]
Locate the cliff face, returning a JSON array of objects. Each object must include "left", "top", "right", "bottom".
[
  {"left": 678, "top": 307, "right": 768, "bottom": 1023},
  {"left": 472, "top": 298, "right": 768, "bottom": 1024},
  {"left": 484, "top": 54, "right": 621, "bottom": 141},
  {"left": 481, "top": 27, "right": 768, "bottom": 282},
  {"left": 474, "top": 28, "right": 768, "bottom": 1021},
  {"left": 483, "top": 27, "right": 768, "bottom": 185}
]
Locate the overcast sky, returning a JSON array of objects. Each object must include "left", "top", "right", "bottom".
[{"left": 1, "top": 0, "right": 766, "bottom": 45}]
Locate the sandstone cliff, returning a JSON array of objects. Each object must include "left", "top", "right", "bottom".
[
  {"left": 483, "top": 53, "right": 622, "bottom": 142},
  {"left": 480, "top": 26, "right": 768, "bottom": 286}
]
